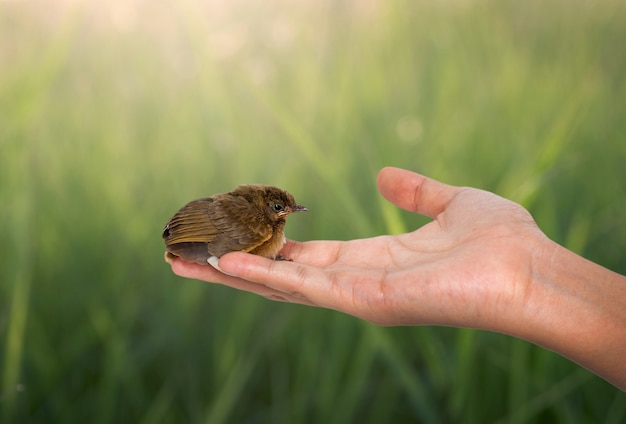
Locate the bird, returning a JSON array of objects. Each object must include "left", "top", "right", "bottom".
[{"left": 163, "top": 184, "right": 307, "bottom": 265}]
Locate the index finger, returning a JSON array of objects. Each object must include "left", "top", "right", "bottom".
[
  {"left": 279, "top": 239, "right": 344, "bottom": 267},
  {"left": 217, "top": 251, "right": 337, "bottom": 307}
]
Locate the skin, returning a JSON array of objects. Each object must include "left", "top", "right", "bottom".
[{"left": 167, "top": 166, "right": 626, "bottom": 391}]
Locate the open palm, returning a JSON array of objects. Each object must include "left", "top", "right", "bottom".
[{"left": 170, "top": 167, "right": 547, "bottom": 330}]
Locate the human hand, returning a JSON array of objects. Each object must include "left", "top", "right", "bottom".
[
  {"left": 168, "top": 166, "right": 547, "bottom": 331},
  {"left": 168, "top": 166, "right": 626, "bottom": 389}
]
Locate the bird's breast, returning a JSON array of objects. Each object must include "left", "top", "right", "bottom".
[{"left": 249, "top": 227, "right": 286, "bottom": 259}]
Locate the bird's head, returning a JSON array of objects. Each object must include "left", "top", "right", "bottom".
[{"left": 233, "top": 185, "right": 307, "bottom": 224}]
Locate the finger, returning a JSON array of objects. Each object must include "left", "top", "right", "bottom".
[
  {"left": 170, "top": 256, "right": 224, "bottom": 280},
  {"left": 168, "top": 256, "right": 317, "bottom": 305},
  {"left": 279, "top": 239, "right": 344, "bottom": 267},
  {"left": 218, "top": 252, "right": 337, "bottom": 307},
  {"left": 376, "top": 166, "right": 460, "bottom": 218}
]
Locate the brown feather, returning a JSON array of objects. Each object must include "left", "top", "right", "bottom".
[{"left": 163, "top": 185, "right": 306, "bottom": 264}]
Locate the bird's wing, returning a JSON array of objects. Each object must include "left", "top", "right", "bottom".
[
  {"left": 208, "top": 195, "right": 273, "bottom": 254},
  {"left": 163, "top": 195, "right": 273, "bottom": 256},
  {"left": 163, "top": 198, "right": 220, "bottom": 244}
]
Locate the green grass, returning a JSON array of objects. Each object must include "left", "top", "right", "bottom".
[{"left": 2, "top": 0, "right": 626, "bottom": 422}]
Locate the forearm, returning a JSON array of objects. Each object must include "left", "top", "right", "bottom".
[{"left": 517, "top": 238, "right": 626, "bottom": 390}]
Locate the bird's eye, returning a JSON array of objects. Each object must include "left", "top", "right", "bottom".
[{"left": 273, "top": 203, "right": 284, "bottom": 212}]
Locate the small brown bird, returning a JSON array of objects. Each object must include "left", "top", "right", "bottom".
[{"left": 163, "top": 185, "right": 307, "bottom": 265}]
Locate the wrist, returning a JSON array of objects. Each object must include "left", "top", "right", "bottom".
[{"left": 513, "top": 235, "right": 626, "bottom": 389}]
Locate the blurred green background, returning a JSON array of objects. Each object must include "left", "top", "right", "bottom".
[{"left": 2, "top": 0, "right": 626, "bottom": 422}]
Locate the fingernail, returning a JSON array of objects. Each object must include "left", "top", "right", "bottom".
[
  {"left": 207, "top": 256, "right": 222, "bottom": 271},
  {"left": 164, "top": 251, "right": 175, "bottom": 265}
]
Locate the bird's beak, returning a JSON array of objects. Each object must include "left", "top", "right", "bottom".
[{"left": 280, "top": 205, "right": 308, "bottom": 217}]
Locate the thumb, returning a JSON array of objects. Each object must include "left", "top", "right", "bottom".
[{"left": 376, "top": 167, "right": 460, "bottom": 218}]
